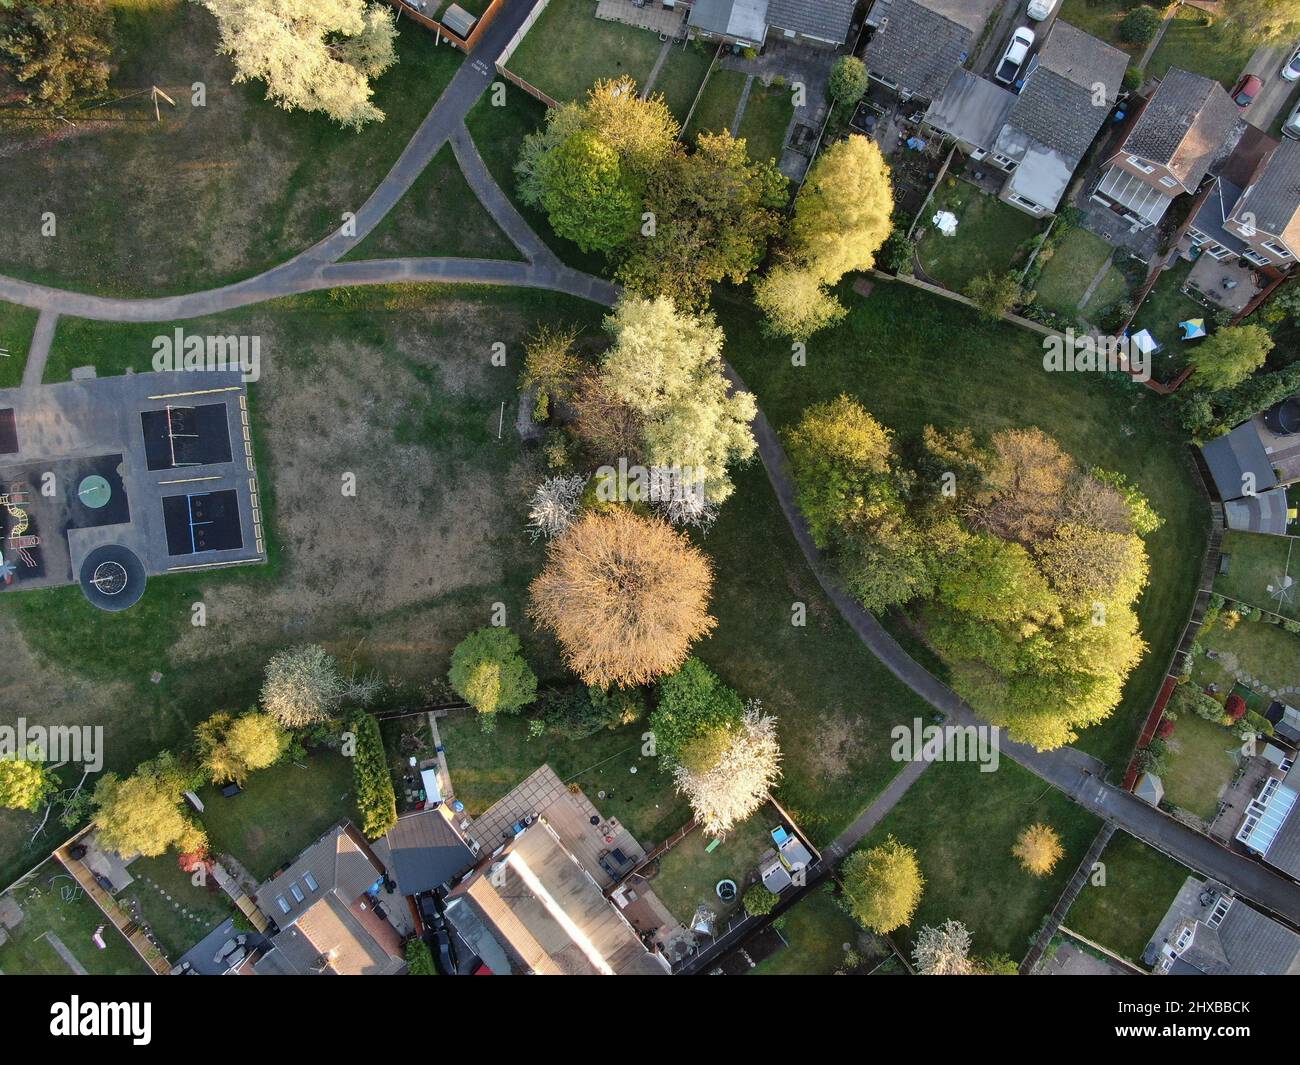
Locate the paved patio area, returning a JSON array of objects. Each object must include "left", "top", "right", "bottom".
[
  {"left": 595, "top": 0, "right": 686, "bottom": 36},
  {"left": 1185, "top": 253, "right": 1264, "bottom": 314},
  {"left": 1210, "top": 755, "right": 1272, "bottom": 844},
  {"left": 1037, "top": 940, "right": 1132, "bottom": 975}
]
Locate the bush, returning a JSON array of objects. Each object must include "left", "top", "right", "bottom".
[
  {"left": 537, "top": 685, "right": 645, "bottom": 739},
  {"left": 1225, "top": 694, "right": 1247, "bottom": 722},
  {"left": 1157, "top": 717, "right": 1176, "bottom": 739},
  {"left": 1123, "top": 66, "right": 1143, "bottom": 93},
  {"left": 1169, "top": 683, "right": 1224, "bottom": 722},
  {"left": 406, "top": 938, "right": 436, "bottom": 975},
  {"left": 743, "top": 884, "right": 779, "bottom": 916},
  {"left": 1120, "top": 6, "right": 1162, "bottom": 44},
  {"left": 349, "top": 711, "right": 397, "bottom": 839}
]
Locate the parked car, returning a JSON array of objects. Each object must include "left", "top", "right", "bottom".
[
  {"left": 418, "top": 893, "right": 446, "bottom": 933},
  {"left": 432, "top": 926, "right": 457, "bottom": 975},
  {"left": 1027, "top": 0, "right": 1059, "bottom": 21},
  {"left": 996, "top": 27, "right": 1035, "bottom": 85},
  {"left": 1282, "top": 45, "right": 1300, "bottom": 81},
  {"left": 1284, "top": 97, "right": 1300, "bottom": 138},
  {"left": 1230, "top": 73, "right": 1263, "bottom": 107}
]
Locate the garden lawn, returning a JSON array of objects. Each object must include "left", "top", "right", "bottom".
[
  {"left": 1034, "top": 227, "right": 1116, "bottom": 319},
  {"left": 0, "top": 3, "right": 465, "bottom": 296},
  {"left": 718, "top": 278, "right": 1208, "bottom": 771},
  {"left": 857, "top": 758, "right": 1102, "bottom": 960},
  {"left": 0, "top": 863, "right": 150, "bottom": 975},
  {"left": 343, "top": 145, "right": 521, "bottom": 263},
  {"left": 197, "top": 752, "right": 358, "bottom": 881},
  {"left": 505, "top": 0, "right": 665, "bottom": 104},
  {"left": 1147, "top": 5, "right": 1270, "bottom": 87},
  {"left": 0, "top": 304, "right": 36, "bottom": 388},
  {"left": 121, "top": 852, "right": 236, "bottom": 959},
  {"left": 1162, "top": 713, "right": 1239, "bottom": 820},
  {"left": 1214, "top": 532, "right": 1300, "bottom": 622},
  {"left": 1194, "top": 614, "right": 1300, "bottom": 695},
  {"left": 653, "top": 44, "right": 716, "bottom": 125},
  {"left": 686, "top": 68, "right": 748, "bottom": 140},
  {"left": 752, "top": 888, "right": 862, "bottom": 975},
  {"left": 737, "top": 80, "right": 795, "bottom": 165},
  {"left": 650, "top": 814, "right": 773, "bottom": 927},
  {"left": 1082, "top": 263, "right": 1134, "bottom": 323},
  {"left": 1128, "top": 259, "right": 1207, "bottom": 383},
  {"left": 1065, "top": 830, "right": 1188, "bottom": 965},
  {"left": 1058, "top": 0, "right": 1148, "bottom": 55},
  {"left": 917, "top": 183, "right": 1043, "bottom": 292}
]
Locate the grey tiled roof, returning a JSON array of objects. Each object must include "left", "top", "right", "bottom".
[
  {"left": 924, "top": 68, "right": 1016, "bottom": 151},
  {"left": 1036, "top": 19, "right": 1129, "bottom": 94},
  {"left": 1201, "top": 421, "right": 1280, "bottom": 501},
  {"left": 864, "top": 0, "right": 977, "bottom": 100},
  {"left": 1006, "top": 69, "right": 1104, "bottom": 161},
  {"left": 1122, "top": 68, "right": 1240, "bottom": 187},
  {"left": 768, "top": 0, "right": 855, "bottom": 44},
  {"left": 1234, "top": 137, "right": 1300, "bottom": 250}
]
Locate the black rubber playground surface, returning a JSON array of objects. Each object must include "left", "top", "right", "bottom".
[
  {"left": 78, "top": 542, "right": 146, "bottom": 611},
  {"left": 141, "top": 403, "right": 233, "bottom": 471},
  {"left": 163, "top": 488, "right": 243, "bottom": 556}
]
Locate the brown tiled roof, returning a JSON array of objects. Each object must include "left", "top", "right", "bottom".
[{"left": 1121, "top": 68, "right": 1240, "bottom": 187}]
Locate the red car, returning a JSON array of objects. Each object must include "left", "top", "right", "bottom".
[{"left": 1231, "top": 73, "right": 1263, "bottom": 108}]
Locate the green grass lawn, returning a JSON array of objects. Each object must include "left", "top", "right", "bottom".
[
  {"left": 1065, "top": 830, "right": 1188, "bottom": 964},
  {"left": 1058, "top": 0, "right": 1149, "bottom": 55},
  {"left": 343, "top": 144, "right": 521, "bottom": 263},
  {"left": 649, "top": 814, "right": 773, "bottom": 926},
  {"left": 736, "top": 80, "right": 795, "bottom": 165},
  {"left": 0, "top": 3, "right": 466, "bottom": 296},
  {"left": 197, "top": 751, "right": 359, "bottom": 881},
  {"left": 1034, "top": 227, "right": 1117, "bottom": 319},
  {"left": 505, "top": 0, "right": 665, "bottom": 103},
  {"left": 0, "top": 863, "right": 151, "bottom": 975},
  {"left": 0, "top": 303, "right": 37, "bottom": 388},
  {"left": 1162, "top": 713, "right": 1239, "bottom": 819},
  {"left": 1214, "top": 532, "right": 1300, "bottom": 621},
  {"left": 1146, "top": 5, "right": 1263, "bottom": 87},
  {"left": 685, "top": 68, "right": 748, "bottom": 140},
  {"left": 1193, "top": 614, "right": 1300, "bottom": 694},
  {"left": 752, "top": 887, "right": 864, "bottom": 975},
  {"left": 857, "top": 758, "right": 1102, "bottom": 960},
  {"left": 653, "top": 44, "right": 716, "bottom": 125},
  {"left": 719, "top": 279, "right": 1208, "bottom": 770},
  {"left": 1129, "top": 259, "right": 1208, "bottom": 382},
  {"left": 1082, "top": 262, "right": 1134, "bottom": 323},
  {"left": 121, "top": 852, "right": 236, "bottom": 959},
  {"left": 917, "top": 181, "right": 1044, "bottom": 292}
]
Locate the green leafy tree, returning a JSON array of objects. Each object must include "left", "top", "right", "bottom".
[
  {"left": 92, "top": 754, "right": 207, "bottom": 858},
  {"left": 0, "top": 755, "right": 58, "bottom": 812},
  {"left": 964, "top": 271, "right": 1022, "bottom": 322},
  {"left": 649, "top": 657, "right": 744, "bottom": 767},
  {"left": 828, "top": 55, "right": 869, "bottom": 108},
  {"left": 1188, "top": 324, "right": 1273, "bottom": 392},
  {"left": 753, "top": 262, "right": 849, "bottom": 340},
  {"left": 406, "top": 937, "right": 437, "bottom": 975},
  {"left": 541, "top": 128, "right": 642, "bottom": 253},
  {"left": 0, "top": 0, "right": 114, "bottom": 108},
  {"left": 1119, "top": 5, "right": 1162, "bottom": 44},
  {"left": 200, "top": 0, "right": 397, "bottom": 130},
  {"left": 520, "top": 324, "right": 582, "bottom": 402},
  {"left": 349, "top": 710, "right": 397, "bottom": 838},
  {"left": 197, "top": 709, "right": 290, "bottom": 785},
  {"left": 743, "top": 884, "right": 779, "bottom": 916},
  {"left": 841, "top": 836, "right": 925, "bottom": 933},
  {"left": 536, "top": 685, "right": 644, "bottom": 739},
  {"left": 448, "top": 627, "right": 538, "bottom": 726}
]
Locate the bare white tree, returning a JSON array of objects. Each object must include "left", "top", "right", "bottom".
[
  {"left": 672, "top": 702, "right": 781, "bottom": 838},
  {"left": 912, "top": 919, "right": 974, "bottom": 975},
  {"left": 526, "top": 475, "right": 586, "bottom": 542},
  {"left": 261, "top": 644, "right": 345, "bottom": 728}
]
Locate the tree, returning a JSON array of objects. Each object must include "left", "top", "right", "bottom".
[
  {"left": 406, "top": 937, "right": 436, "bottom": 975},
  {"left": 912, "top": 918, "right": 974, "bottom": 975},
  {"left": 261, "top": 644, "right": 345, "bottom": 729},
  {"left": 964, "top": 271, "right": 1022, "bottom": 322},
  {"left": 743, "top": 884, "right": 779, "bottom": 916},
  {"left": 1188, "top": 324, "right": 1273, "bottom": 392},
  {"left": 1012, "top": 822, "right": 1065, "bottom": 877},
  {"left": 600, "top": 296, "right": 757, "bottom": 504},
  {"left": 541, "top": 128, "right": 642, "bottom": 253},
  {"left": 650, "top": 657, "right": 745, "bottom": 766},
  {"left": 569, "top": 369, "right": 646, "bottom": 467},
  {"left": 1037, "top": 523, "right": 1149, "bottom": 613},
  {"left": 448, "top": 627, "right": 538, "bottom": 725},
  {"left": 841, "top": 836, "right": 925, "bottom": 934},
  {"left": 527, "top": 475, "right": 586, "bottom": 542},
  {"left": 672, "top": 704, "right": 781, "bottom": 837},
  {"left": 520, "top": 324, "right": 582, "bottom": 405},
  {"left": 0, "top": 0, "right": 114, "bottom": 108},
  {"left": 1119, "top": 5, "right": 1162, "bottom": 45},
  {"left": 537, "top": 684, "right": 644, "bottom": 739},
  {"left": 199, "top": 0, "right": 396, "bottom": 130},
  {"left": 963, "top": 427, "right": 1074, "bottom": 546},
  {"left": 616, "top": 131, "right": 788, "bottom": 309},
  {"left": 753, "top": 262, "right": 848, "bottom": 340},
  {"left": 0, "top": 755, "right": 57, "bottom": 812},
  {"left": 828, "top": 55, "right": 869, "bottom": 108},
  {"left": 349, "top": 709, "right": 397, "bottom": 837},
  {"left": 530, "top": 510, "right": 716, "bottom": 687},
  {"left": 92, "top": 755, "right": 206, "bottom": 859},
  {"left": 196, "top": 709, "right": 290, "bottom": 785}
]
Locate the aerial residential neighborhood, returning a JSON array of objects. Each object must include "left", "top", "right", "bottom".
[{"left": 1, "top": 0, "right": 1299, "bottom": 1024}]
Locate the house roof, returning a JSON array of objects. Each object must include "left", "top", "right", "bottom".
[
  {"left": 1191, "top": 175, "right": 1249, "bottom": 254},
  {"left": 455, "top": 821, "right": 668, "bottom": 976},
  {"left": 924, "top": 68, "right": 1016, "bottom": 150},
  {"left": 1201, "top": 421, "right": 1280, "bottom": 501},
  {"left": 1120, "top": 68, "right": 1240, "bottom": 189},
  {"left": 256, "top": 822, "right": 386, "bottom": 928},
  {"left": 1038, "top": 20, "right": 1129, "bottom": 95},
  {"left": 384, "top": 806, "right": 475, "bottom": 897},
  {"left": 1232, "top": 137, "right": 1300, "bottom": 249},
  {"left": 1157, "top": 880, "right": 1300, "bottom": 975},
  {"left": 1224, "top": 486, "right": 1291, "bottom": 535},
  {"left": 688, "top": 0, "right": 770, "bottom": 45},
  {"left": 864, "top": 0, "right": 985, "bottom": 101},
  {"left": 767, "top": 0, "right": 855, "bottom": 44}
]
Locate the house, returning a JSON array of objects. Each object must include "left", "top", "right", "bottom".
[
  {"left": 444, "top": 819, "right": 670, "bottom": 975},
  {"left": 377, "top": 806, "right": 476, "bottom": 899},
  {"left": 863, "top": 0, "right": 1000, "bottom": 102},
  {"left": 687, "top": 0, "right": 856, "bottom": 50},
  {"left": 923, "top": 21, "right": 1128, "bottom": 217},
  {"left": 1091, "top": 68, "right": 1241, "bottom": 231},
  {"left": 1200, "top": 420, "right": 1281, "bottom": 503},
  {"left": 1235, "top": 760, "right": 1300, "bottom": 883},
  {"left": 1189, "top": 136, "right": 1300, "bottom": 270},
  {"left": 1147, "top": 877, "right": 1300, "bottom": 974},
  {"left": 252, "top": 822, "right": 407, "bottom": 975}
]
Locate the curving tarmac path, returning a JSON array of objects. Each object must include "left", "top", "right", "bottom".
[{"left": 5, "top": 0, "right": 1300, "bottom": 929}]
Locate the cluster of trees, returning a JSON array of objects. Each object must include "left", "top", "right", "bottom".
[
  {"left": 349, "top": 709, "right": 397, "bottom": 838},
  {"left": 195, "top": 709, "right": 290, "bottom": 787},
  {"left": 517, "top": 77, "right": 895, "bottom": 338},
  {"left": 649, "top": 658, "right": 781, "bottom": 837},
  {"left": 200, "top": 0, "right": 397, "bottom": 129},
  {"left": 0, "top": 0, "right": 115, "bottom": 108},
  {"left": 1177, "top": 341, "right": 1297, "bottom": 441},
  {"left": 786, "top": 396, "right": 1161, "bottom": 749}
]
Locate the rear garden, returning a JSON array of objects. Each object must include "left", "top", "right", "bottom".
[
  {"left": 1064, "top": 830, "right": 1189, "bottom": 965},
  {"left": 1214, "top": 531, "right": 1300, "bottom": 623},
  {"left": 1128, "top": 259, "right": 1209, "bottom": 383},
  {"left": 915, "top": 180, "right": 1043, "bottom": 293},
  {"left": 751, "top": 886, "right": 881, "bottom": 975},
  {"left": 685, "top": 67, "right": 748, "bottom": 140},
  {"left": 1031, "top": 226, "right": 1121, "bottom": 324},
  {"left": 119, "top": 852, "right": 237, "bottom": 960},
  {"left": 649, "top": 815, "right": 774, "bottom": 929},
  {"left": 1160, "top": 712, "right": 1240, "bottom": 820}
]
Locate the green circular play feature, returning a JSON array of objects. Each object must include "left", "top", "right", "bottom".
[{"left": 77, "top": 474, "right": 112, "bottom": 509}]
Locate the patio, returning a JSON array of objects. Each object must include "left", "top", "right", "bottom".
[
  {"left": 1184, "top": 252, "right": 1265, "bottom": 315},
  {"left": 595, "top": 0, "right": 687, "bottom": 37},
  {"left": 1210, "top": 755, "right": 1276, "bottom": 844}
]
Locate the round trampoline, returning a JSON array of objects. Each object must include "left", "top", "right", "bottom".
[
  {"left": 77, "top": 474, "right": 112, "bottom": 510},
  {"left": 78, "top": 544, "right": 146, "bottom": 612}
]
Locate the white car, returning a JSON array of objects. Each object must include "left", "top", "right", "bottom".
[
  {"left": 1283, "top": 97, "right": 1300, "bottom": 138},
  {"left": 1027, "top": 0, "right": 1059, "bottom": 21},
  {"left": 1282, "top": 45, "right": 1300, "bottom": 81},
  {"left": 996, "top": 27, "right": 1036, "bottom": 85}
]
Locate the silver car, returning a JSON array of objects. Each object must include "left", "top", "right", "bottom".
[{"left": 1282, "top": 45, "right": 1300, "bottom": 81}]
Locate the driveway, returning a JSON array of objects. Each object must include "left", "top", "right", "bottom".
[
  {"left": 975, "top": 0, "right": 1059, "bottom": 81},
  {"left": 1243, "top": 43, "right": 1294, "bottom": 130}
]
